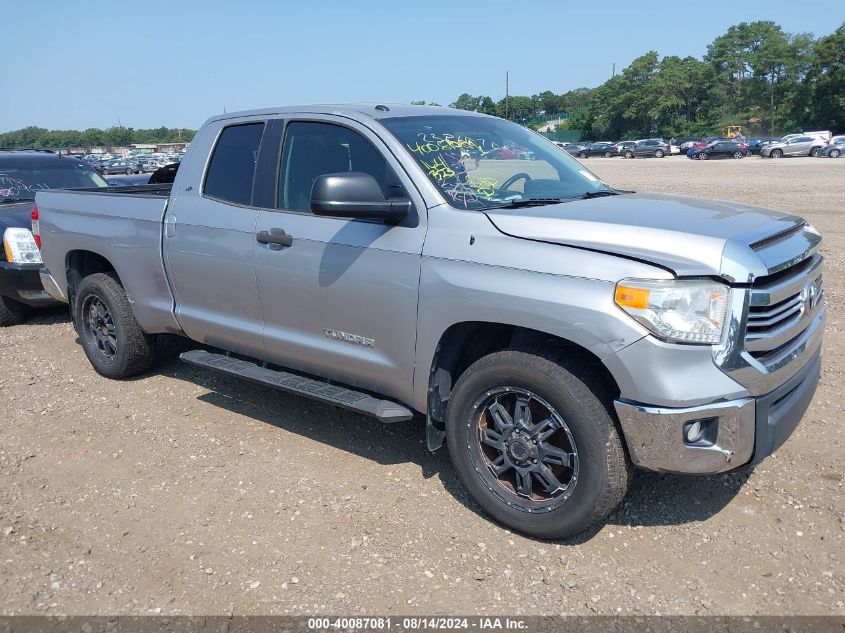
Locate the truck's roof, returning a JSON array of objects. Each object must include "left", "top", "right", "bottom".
[{"left": 205, "top": 103, "right": 488, "bottom": 126}]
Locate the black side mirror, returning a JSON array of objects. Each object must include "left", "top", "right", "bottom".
[{"left": 311, "top": 172, "right": 410, "bottom": 223}]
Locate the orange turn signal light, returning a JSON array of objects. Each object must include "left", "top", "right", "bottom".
[{"left": 615, "top": 285, "right": 650, "bottom": 310}]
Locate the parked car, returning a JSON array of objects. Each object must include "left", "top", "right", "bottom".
[
  {"left": 687, "top": 141, "right": 749, "bottom": 160},
  {"left": 675, "top": 137, "right": 703, "bottom": 153},
  {"left": 99, "top": 159, "right": 142, "bottom": 175},
  {"left": 0, "top": 149, "right": 108, "bottom": 325},
  {"left": 576, "top": 143, "right": 619, "bottom": 158},
  {"left": 516, "top": 150, "right": 535, "bottom": 160},
  {"left": 562, "top": 143, "right": 586, "bottom": 155},
  {"left": 136, "top": 158, "right": 166, "bottom": 173},
  {"left": 623, "top": 139, "right": 670, "bottom": 158},
  {"left": 36, "top": 104, "right": 825, "bottom": 539},
  {"left": 760, "top": 136, "right": 827, "bottom": 158},
  {"left": 819, "top": 138, "right": 844, "bottom": 158},
  {"left": 745, "top": 137, "right": 782, "bottom": 155},
  {"left": 615, "top": 141, "right": 637, "bottom": 155}
]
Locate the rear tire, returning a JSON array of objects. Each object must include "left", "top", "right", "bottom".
[
  {"left": 699, "top": 153, "right": 708, "bottom": 160},
  {"left": 733, "top": 151, "right": 743, "bottom": 159},
  {"left": 445, "top": 348, "right": 631, "bottom": 539},
  {"left": 624, "top": 151, "right": 633, "bottom": 159},
  {"left": 0, "top": 296, "right": 28, "bottom": 326},
  {"left": 74, "top": 272, "right": 156, "bottom": 379},
  {"left": 604, "top": 151, "right": 612, "bottom": 158},
  {"left": 578, "top": 152, "right": 587, "bottom": 159},
  {"left": 810, "top": 147, "right": 820, "bottom": 157}
]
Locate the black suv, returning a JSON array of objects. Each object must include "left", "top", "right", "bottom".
[{"left": 0, "top": 149, "right": 108, "bottom": 325}]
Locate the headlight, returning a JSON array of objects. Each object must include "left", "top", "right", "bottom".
[
  {"left": 3, "top": 227, "right": 42, "bottom": 264},
  {"left": 614, "top": 278, "right": 730, "bottom": 344}
]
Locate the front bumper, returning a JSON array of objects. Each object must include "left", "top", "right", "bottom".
[
  {"left": 614, "top": 349, "right": 821, "bottom": 474},
  {"left": 0, "top": 261, "right": 62, "bottom": 307}
]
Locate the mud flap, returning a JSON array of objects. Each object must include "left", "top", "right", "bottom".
[{"left": 426, "top": 414, "right": 445, "bottom": 451}]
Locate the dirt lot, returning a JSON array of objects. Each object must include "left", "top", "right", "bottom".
[{"left": 1, "top": 157, "right": 843, "bottom": 616}]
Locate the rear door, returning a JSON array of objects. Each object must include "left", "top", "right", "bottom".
[
  {"left": 163, "top": 118, "right": 267, "bottom": 358},
  {"left": 252, "top": 116, "right": 427, "bottom": 403}
]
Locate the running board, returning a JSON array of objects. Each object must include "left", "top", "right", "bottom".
[{"left": 179, "top": 350, "right": 413, "bottom": 423}]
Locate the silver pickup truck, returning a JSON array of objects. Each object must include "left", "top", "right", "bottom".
[{"left": 35, "top": 104, "right": 825, "bottom": 538}]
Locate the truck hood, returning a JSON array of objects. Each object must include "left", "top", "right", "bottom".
[{"left": 484, "top": 192, "right": 820, "bottom": 282}]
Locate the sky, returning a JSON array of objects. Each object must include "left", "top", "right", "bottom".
[{"left": 1, "top": 0, "right": 842, "bottom": 132}]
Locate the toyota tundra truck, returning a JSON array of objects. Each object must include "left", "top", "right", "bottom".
[{"left": 34, "top": 104, "right": 825, "bottom": 538}]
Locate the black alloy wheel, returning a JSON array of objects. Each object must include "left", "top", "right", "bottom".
[
  {"left": 468, "top": 387, "right": 579, "bottom": 512},
  {"left": 83, "top": 294, "right": 117, "bottom": 361}
]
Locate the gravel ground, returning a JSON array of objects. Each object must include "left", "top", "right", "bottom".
[{"left": 0, "top": 156, "right": 843, "bottom": 616}]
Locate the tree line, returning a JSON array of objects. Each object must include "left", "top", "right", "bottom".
[
  {"left": 448, "top": 21, "right": 844, "bottom": 140},
  {"left": 0, "top": 126, "right": 195, "bottom": 149}
]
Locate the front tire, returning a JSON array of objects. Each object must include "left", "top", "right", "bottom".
[
  {"left": 624, "top": 151, "right": 634, "bottom": 159},
  {"left": 0, "top": 296, "right": 28, "bottom": 326},
  {"left": 445, "top": 348, "right": 630, "bottom": 539},
  {"left": 604, "top": 151, "right": 612, "bottom": 158},
  {"left": 655, "top": 149, "right": 665, "bottom": 158},
  {"left": 578, "top": 152, "right": 587, "bottom": 159},
  {"left": 830, "top": 149, "right": 841, "bottom": 158},
  {"left": 74, "top": 272, "right": 156, "bottom": 379},
  {"left": 733, "top": 151, "right": 743, "bottom": 159},
  {"left": 771, "top": 149, "right": 783, "bottom": 158},
  {"left": 810, "top": 147, "right": 821, "bottom": 157}
]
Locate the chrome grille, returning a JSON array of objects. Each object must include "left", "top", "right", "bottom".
[{"left": 744, "top": 255, "right": 824, "bottom": 363}]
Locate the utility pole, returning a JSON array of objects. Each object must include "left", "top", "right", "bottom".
[{"left": 504, "top": 71, "right": 509, "bottom": 120}]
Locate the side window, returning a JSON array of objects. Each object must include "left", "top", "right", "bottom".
[
  {"left": 278, "top": 121, "right": 396, "bottom": 212},
  {"left": 203, "top": 122, "right": 265, "bottom": 206}
]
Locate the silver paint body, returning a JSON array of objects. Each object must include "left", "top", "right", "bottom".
[{"left": 35, "top": 104, "right": 824, "bottom": 473}]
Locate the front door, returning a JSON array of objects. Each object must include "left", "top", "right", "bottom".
[{"left": 253, "top": 117, "right": 427, "bottom": 403}]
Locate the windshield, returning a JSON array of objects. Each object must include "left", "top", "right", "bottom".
[
  {"left": 0, "top": 162, "right": 108, "bottom": 202},
  {"left": 382, "top": 115, "right": 612, "bottom": 210}
]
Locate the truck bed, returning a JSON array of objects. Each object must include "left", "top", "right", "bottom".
[{"left": 36, "top": 185, "right": 181, "bottom": 334}]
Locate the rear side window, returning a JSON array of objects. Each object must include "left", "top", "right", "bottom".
[{"left": 204, "top": 122, "right": 265, "bottom": 205}]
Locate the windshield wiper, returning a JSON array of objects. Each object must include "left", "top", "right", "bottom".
[
  {"left": 486, "top": 198, "right": 566, "bottom": 210},
  {"left": 578, "top": 189, "right": 627, "bottom": 199}
]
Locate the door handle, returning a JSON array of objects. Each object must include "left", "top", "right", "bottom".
[{"left": 256, "top": 228, "right": 293, "bottom": 247}]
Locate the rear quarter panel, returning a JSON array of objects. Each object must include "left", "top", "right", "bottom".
[{"left": 36, "top": 189, "right": 181, "bottom": 333}]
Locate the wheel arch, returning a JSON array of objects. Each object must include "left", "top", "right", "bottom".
[
  {"left": 425, "top": 321, "right": 621, "bottom": 436},
  {"left": 65, "top": 249, "right": 122, "bottom": 306}
]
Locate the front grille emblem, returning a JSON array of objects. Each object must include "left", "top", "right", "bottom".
[{"left": 801, "top": 277, "right": 823, "bottom": 315}]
